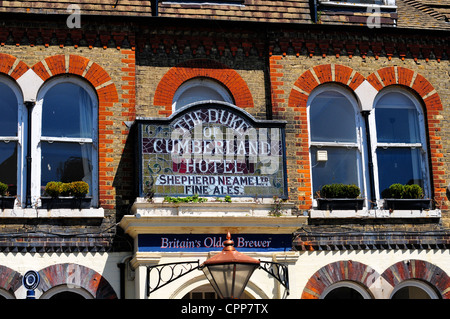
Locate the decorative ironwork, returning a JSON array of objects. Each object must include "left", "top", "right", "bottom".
[
  {"left": 146, "top": 259, "right": 290, "bottom": 297},
  {"left": 146, "top": 261, "right": 200, "bottom": 296},
  {"left": 259, "top": 261, "right": 290, "bottom": 295}
]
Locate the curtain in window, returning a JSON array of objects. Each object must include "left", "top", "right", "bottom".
[
  {"left": 0, "top": 82, "right": 18, "bottom": 195},
  {"left": 309, "top": 90, "right": 361, "bottom": 196},
  {"left": 374, "top": 91, "right": 426, "bottom": 197},
  {"left": 41, "top": 83, "right": 93, "bottom": 195}
]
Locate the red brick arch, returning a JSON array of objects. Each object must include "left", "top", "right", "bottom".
[
  {"left": 154, "top": 59, "right": 254, "bottom": 116},
  {"left": 0, "top": 53, "right": 29, "bottom": 80},
  {"left": 38, "top": 263, "right": 118, "bottom": 299},
  {"left": 301, "top": 260, "right": 380, "bottom": 299},
  {"left": 0, "top": 265, "right": 22, "bottom": 298},
  {"left": 381, "top": 260, "right": 450, "bottom": 299},
  {"left": 287, "top": 64, "right": 365, "bottom": 209},
  {"left": 31, "top": 54, "right": 119, "bottom": 209},
  {"left": 367, "top": 66, "right": 445, "bottom": 209}
]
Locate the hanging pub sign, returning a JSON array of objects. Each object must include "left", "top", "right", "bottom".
[{"left": 136, "top": 101, "right": 288, "bottom": 198}]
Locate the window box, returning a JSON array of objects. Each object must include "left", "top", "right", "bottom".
[
  {"left": 40, "top": 196, "right": 92, "bottom": 210},
  {"left": 384, "top": 198, "right": 431, "bottom": 210},
  {"left": 0, "top": 196, "right": 16, "bottom": 209},
  {"left": 317, "top": 198, "right": 364, "bottom": 211}
]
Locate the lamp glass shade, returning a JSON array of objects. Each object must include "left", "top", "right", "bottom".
[
  {"left": 202, "top": 263, "right": 259, "bottom": 299},
  {"left": 200, "top": 232, "right": 261, "bottom": 299}
]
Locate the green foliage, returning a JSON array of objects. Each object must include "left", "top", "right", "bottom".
[
  {"left": 0, "top": 182, "right": 8, "bottom": 196},
  {"left": 383, "top": 183, "right": 424, "bottom": 199},
  {"left": 164, "top": 194, "right": 207, "bottom": 203},
  {"left": 45, "top": 182, "right": 63, "bottom": 198},
  {"left": 44, "top": 181, "right": 89, "bottom": 198},
  {"left": 224, "top": 195, "right": 232, "bottom": 203},
  {"left": 70, "top": 181, "right": 90, "bottom": 197},
  {"left": 320, "top": 184, "right": 360, "bottom": 199}
]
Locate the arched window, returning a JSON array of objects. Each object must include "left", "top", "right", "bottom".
[
  {"left": 33, "top": 76, "right": 98, "bottom": 206},
  {"left": 308, "top": 85, "right": 365, "bottom": 200},
  {"left": 0, "top": 76, "right": 23, "bottom": 198},
  {"left": 371, "top": 87, "right": 430, "bottom": 200},
  {"left": 172, "top": 78, "right": 234, "bottom": 111}
]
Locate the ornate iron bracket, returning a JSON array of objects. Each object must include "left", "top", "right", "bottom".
[
  {"left": 146, "top": 260, "right": 289, "bottom": 297},
  {"left": 147, "top": 261, "right": 200, "bottom": 296},
  {"left": 259, "top": 261, "right": 290, "bottom": 295}
]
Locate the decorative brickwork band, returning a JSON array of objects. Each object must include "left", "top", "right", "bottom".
[
  {"left": 154, "top": 59, "right": 254, "bottom": 116},
  {"left": 38, "top": 263, "right": 118, "bottom": 299},
  {"left": 381, "top": 260, "right": 450, "bottom": 299}
]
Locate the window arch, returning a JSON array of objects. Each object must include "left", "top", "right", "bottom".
[
  {"left": 321, "top": 281, "right": 372, "bottom": 299},
  {"left": 172, "top": 77, "right": 234, "bottom": 111},
  {"left": 308, "top": 84, "right": 366, "bottom": 203},
  {"left": 370, "top": 86, "right": 431, "bottom": 201},
  {"left": 0, "top": 76, "right": 24, "bottom": 200},
  {"left": 33, "top": 76, "right": 98, "bottom": 207},
  {"left": 391, "top": 280, "right": 440, "bottom": 299}
]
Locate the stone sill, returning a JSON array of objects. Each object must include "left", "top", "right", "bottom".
[
  {"left": 310, "top": 208, "right": 441, "bottom": 219},
  {"left": 132, "top": 197, "right": 296, "bottom": 217},
  {"left": 0, "top": 207, "right": 105, "bottom": 218}
]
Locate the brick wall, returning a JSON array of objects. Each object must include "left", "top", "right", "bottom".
[{"left": 0, "top": 23, "right": 136, "bottom": 251}]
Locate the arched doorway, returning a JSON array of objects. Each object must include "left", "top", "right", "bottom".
[
  {"left": 181, "top": 283, "right": 253, "bottom": 299},
  {"left": 391, "top": 280, "right": 440, "bottom": 299},
  {"left": 321, "top": 281, "right": 372, "bottom": 299}
]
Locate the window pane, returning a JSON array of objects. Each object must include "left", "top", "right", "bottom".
[
  {"left": 0, "top": 142, "right": 17, "bottom": 195},
  {"left": 0, "top": 82, "right": 18, "bottom": 136},
  {"left": 377, "top": 148, "right": 423, "bottom": 197},
  {"left": 310, "top": 91, "right": 356, "bottom": 143},
  {"left": 42, "top": 83, "right": 93, "bottom": 138},
  {"left": 311, "top": 146, "right": 359, "bottom": 195},
  {"left": 375, "top": 92, "right": 420, "bottom": 143},
  {"left": 41, "top": 142, "right": 92, "bottom": 195},
  {"left": 176, "top": 86, "right": 226, "bottom": 110}
]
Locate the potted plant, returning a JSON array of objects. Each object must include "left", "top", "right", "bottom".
[
  {"left": 41, "top": 181, "right": 91, "bottom": 209},
  {"left": 317, "top": 183, "right": 364, "bottom": 210},
  {"left": 0, "top": 182, "right": 15, "bottom": 209},
  {"left": 382, "top": 183, "right": 431, "bottom": 210}
]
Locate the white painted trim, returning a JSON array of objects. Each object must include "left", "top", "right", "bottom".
[
  {"left": 0, "top": 75, "right": 26, "bottom": 207},
  {"left": 370, "top": 87, "right": 431, "bottom": 203},
  {"left": 354, "top": 79, "right": 379, "bottom": 112},
  {"left": 16, "top": 68, "right": 44, "bottom": 103},
  {"left": 172, "top": 78, "right": 234, "bottom": 112},
  {"left": 33, "top": 76, "right": 99, "bottom": 207},
  {"left": 390, "top": 279, "right": 440, "bottom": 299},
  {"left": 321, "top": 280, "right": 373, "bottom": 299},
  {"left": 307, "top": 84, "right": 367, "bottom": 208}
]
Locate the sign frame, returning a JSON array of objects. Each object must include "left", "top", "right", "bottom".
[{"left": 135, "top": 101, "right": 288, "bottom": 199}]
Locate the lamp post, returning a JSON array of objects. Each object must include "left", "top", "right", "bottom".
[{"left": 200, "top": 232, "right": 260, "bottom": 299}]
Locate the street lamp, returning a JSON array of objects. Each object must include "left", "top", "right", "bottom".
[
  {"left": 200, "top": 232, "right": 260, "bottom": 299},
  {"left": 146, "top": 232, "right": 290, "bottom": 298}
]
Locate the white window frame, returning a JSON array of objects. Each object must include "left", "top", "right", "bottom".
[
  {"left": 0, "top": 75, "right": 26, "bottom": 207},
  {"left": 307, "top": 84, "right": 368, "bottom": 208},
  {"left": 318, "top": 0, "right": 396, "bottom": 9},
  {"left": 32, "top": 76, "right": 99, "bottom": 207},
  {"left": 369, "top": 87, "right": 431, "bottom": 206},
  {"left": 172, "top": 77, "right": 234, "bottom": 112},
  {"left": 390, "top": 279, "right": 440, "bottom": 299}
]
